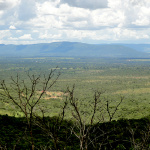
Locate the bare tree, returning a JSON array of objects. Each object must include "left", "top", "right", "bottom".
[
  {"left": 0, "top": 69, "right": 125, "bottom": 150},
  {"left": 0, "top": 69, "right": 60, "bottom": 150},
  {"left": 105, "top": 96, "right": 124, "bottom": 122},
  {"left": 34, "top": 97, "right": 68, "bottom": 150},
  {"left": 67, "top": 85, "right": 103, "bottom": 150},
  {"left": 127, "top": 120, "right": 150, "bottom": 150},
  {"left": 67, "top": 85, "right": 124, "bottom": 150}
]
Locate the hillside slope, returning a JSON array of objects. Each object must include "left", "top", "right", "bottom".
[{"left": 0, "top": 42, "right": 149, "bottom": 58}]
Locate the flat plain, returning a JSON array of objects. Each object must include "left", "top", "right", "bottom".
[{"left": 1, "top": 57, "right": 150, "bottom": 121}]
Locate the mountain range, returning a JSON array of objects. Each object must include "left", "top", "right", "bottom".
[{"left": 0, "top": 42, "right": 150, "bottom": 58}]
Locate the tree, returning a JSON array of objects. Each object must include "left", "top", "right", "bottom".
[
  {"left": 67, "top": 85, "right": 124, "bottom": 150},
  {"left": 0, "top": 69, "right": 60, "bottom": 150},
  {"left": 34, "top": 98, "right": 68, "bottom": 150},
  {"left": 0, "top": 70, "right": 125, "bottom": 149}
]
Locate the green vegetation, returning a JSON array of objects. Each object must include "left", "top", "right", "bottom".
[
  {"left": 1, "top": 57, "right": 150, "bottom": 119},
  {"left": 1, "top": 57, "right": 150, "bottom": 149},
  {"left": 1, "top": 114, "right": 150, "bottom": 149}
]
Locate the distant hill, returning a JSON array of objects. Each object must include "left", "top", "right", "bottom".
[
  {"left": 122, "top": 44, "right": 150, "bottom": 53},
  {"left": 0, "top": 42, "right": 149, "bottom": 58}
]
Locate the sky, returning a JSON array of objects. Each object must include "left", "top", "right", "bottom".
[{"left": 0, "top": 0, "right": 150, "bottom": 45}]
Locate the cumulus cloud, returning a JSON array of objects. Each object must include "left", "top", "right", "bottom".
[
  {"left": 0, "top": 0, "right": 150, "bottom": 44},
  {"left": 39, "top": 33, "right": 61, "bottom": 39},
  {"left": 0, "top": 0, "right": 19, "bottom": 27},
  {"left": 0, "top": 0, "right": 19, "bottom": 10},
  {"left": 108, "top": 0, "right": 150, "bottom": 28},
  {"left": 0, "top": 30, "right": 11, "bottom": 39},
  {"left": 18, "top": 0, "right": 37, "bottom": 21},
  {"left": 36, "top": 1, "right": 59, "bottom": 16},
  {"left": 9, "top": 25, "right": 16, "bottom": 30},
  {"left": 19, "top": 34, "right": 32, "bottom": 40},
  {"left": 9, "top": 37, "right": 18, "bottom": 40},
  {"left": 60, "top": 0, "right": 108, "bottom": 9},
  {"left": 90, "top": 9, "right": 124, "bottom": 28}
]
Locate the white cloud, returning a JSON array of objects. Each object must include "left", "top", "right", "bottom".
[
  {"left": 9, "top": 25, "right": 16, "bottom": 29},
  {"left": 90, "top": 9, "right": 124, "bottom": 28},
  {"left": 36, "top": 1, "right": 60, "bottom": 16},
  {"left": 19, "top": 34, "right": 32, "bottom": 40},
  {"left": 60, "top": 0, "right": 108, "bottom": 9},
  {"left": 108, "top": 0, "right": 150, "bottom": 28},
  {"left": 0, "top": 0, "right": 150, "bottom": 44},
  {"left": 16, "top": 30, "right": 22, "bottom": 33},
  {"left": 33, "top": 30, "right": 39, "bottom": 33},
  {"left": 18, "top": 0, "right": 37, "bottom": 21},
  {"left": 61, "top": 27, "right": 150, "bottom": 43},
  {"left": 131, "top": 6, "right": 150, "bottom": 26},
  {"left": 0, "top": 30, "right": 11, "bottom": 39},
  {"left": 0, "top": 0, "right": 19, "bottom": 10},
  {"left": 8, "top": 37, "right": 18, "bottom": 40},
  {"left": 0, "top": 0, "right": 19, "bottom": 27},
  {"left": 39, "top": 31, "right": 62, "bottom": 39},
  {"left": 111, "top": 28, "right": 150, "bottom": 41}
]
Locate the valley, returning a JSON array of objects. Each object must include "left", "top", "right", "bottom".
[{"left": 1, "top": 57, "right": 150, "bottom": 120}]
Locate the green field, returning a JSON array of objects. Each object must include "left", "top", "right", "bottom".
[{"left": 1, "top": 57, "right": 150, "bottom": 121}]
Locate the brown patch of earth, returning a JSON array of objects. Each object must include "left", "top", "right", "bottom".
[{"left": 37, "top": 91, "right": 68, "bottom": 100}]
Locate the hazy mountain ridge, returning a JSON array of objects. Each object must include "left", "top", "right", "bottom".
[
  {"left": 122, "top": 44, "right": 150, "bottom": 53},
  {"left": 0, "top": 42, "right": 149, "bottom": 58}
]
